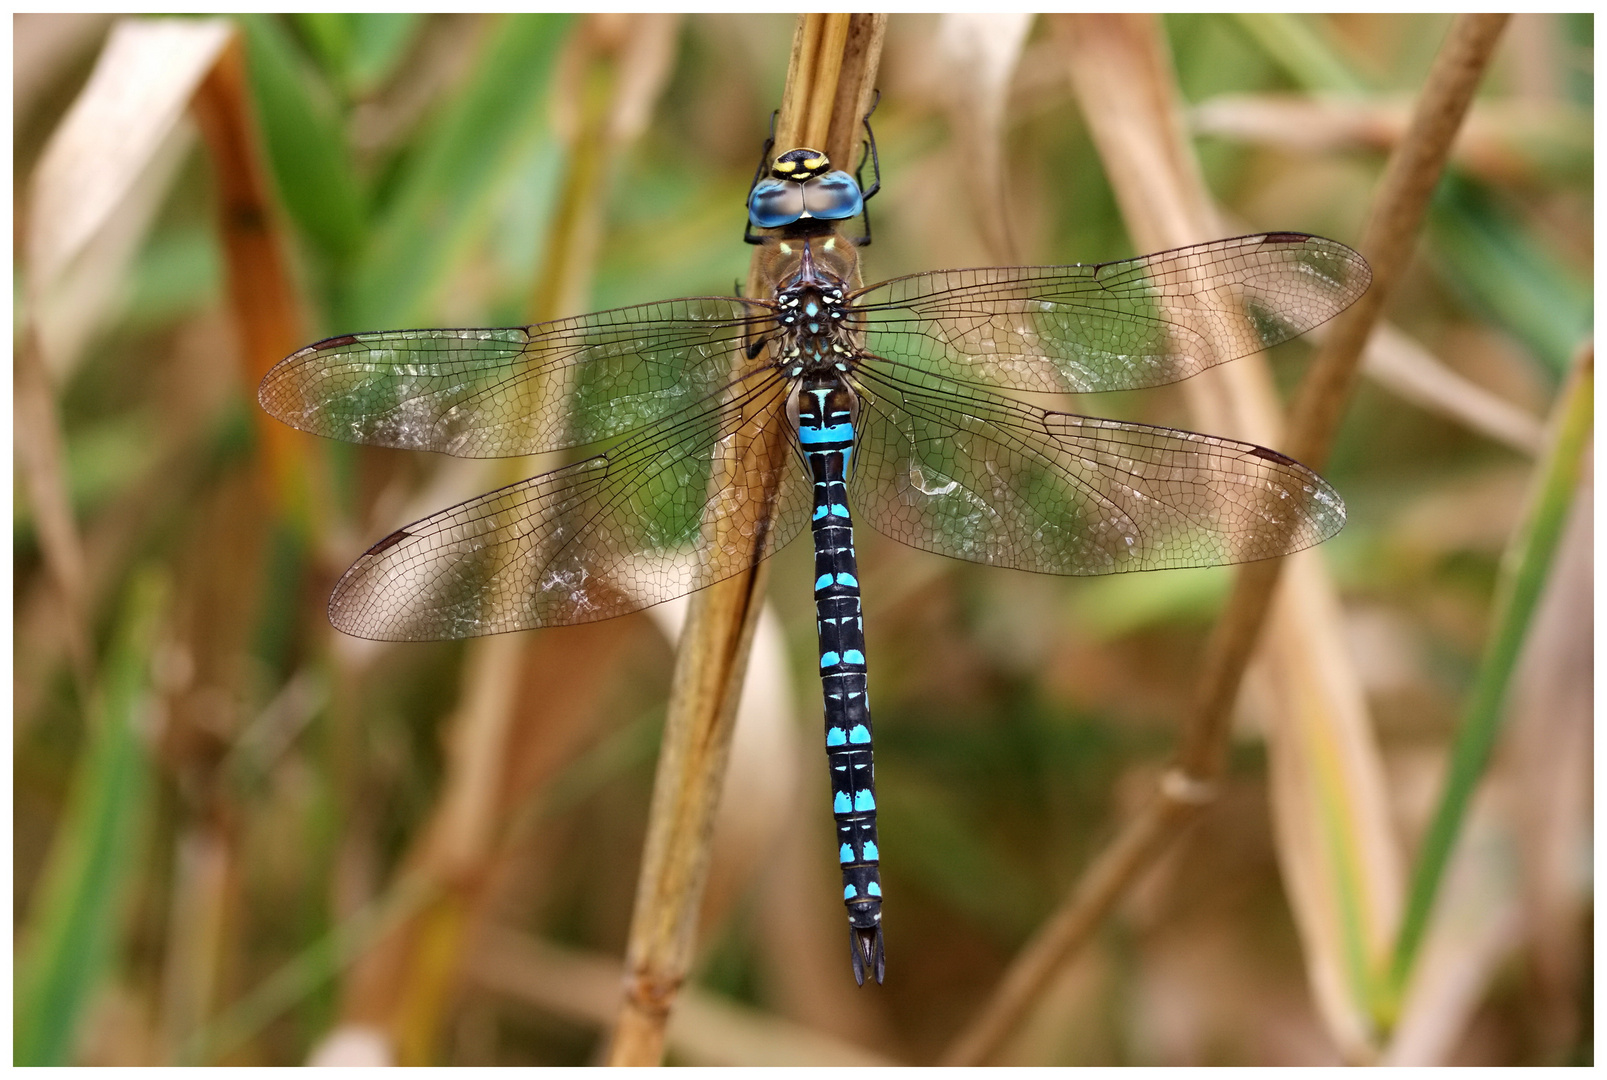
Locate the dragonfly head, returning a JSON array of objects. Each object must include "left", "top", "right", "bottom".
[{"left": 749, "top": 148, "right": 865, "bottom": 231}]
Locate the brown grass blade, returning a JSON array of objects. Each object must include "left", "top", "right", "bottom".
[
  {"left": 158, "top": 827, "right": 233, "bottom": 1061},
  {"left": 27, "top": 18, "right": 231, "bottom": 352},
  {"left": 190, "top": 32, "right": 309, "bottom": 512},
  {"left": 1191, "top": 93, "right": 1589, "bottom": 189},
  {"left": 934, "top": 14, "right": 1035, "bottom": 264},
  {"left": 20, "top": 18, "right": 233, "bottom": 690},
  {"left": 604, "top": 15, "right": 886, "bottom": 1065},
  {"left": 15, "top": 333, "right": 93, "bottom": 685},
  {"left": 1362, "top": 323, "right": 1544, "bottom": 456}
]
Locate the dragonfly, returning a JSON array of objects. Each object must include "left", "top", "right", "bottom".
[{"left": 259, "top": 119, "right": 1370, "bottom": 986}]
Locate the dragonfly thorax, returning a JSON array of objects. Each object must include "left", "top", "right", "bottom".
[
  {"left": 774, "top": 283, "right": 854, "bottom": 377},
  {"left": 767, "top": 238, "right": 859, "bottom": 377}
]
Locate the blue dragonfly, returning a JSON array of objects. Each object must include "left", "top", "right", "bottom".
[{"left": 259, "top": 126, "right": 1369, "bottom": 986}]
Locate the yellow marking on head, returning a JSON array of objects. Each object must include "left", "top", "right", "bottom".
[
  {"left": 773, "top": 147, "right": 832, "bottom": 180},
  {"left": 778, "top": 242, "right": 793, "bottom": 255}
]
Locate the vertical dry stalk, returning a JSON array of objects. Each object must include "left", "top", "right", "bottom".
[
  {"left": 605, "top": 14, "right": 884, "bottom": 1066},
  {"left": 191, "top": 34, "right": 307, "bottom": 511},
  {"left": 944, "top": 13, "right": 1509, "bottom": 1064},
  {"left": 159, "top": 829, "right": 232, "bottom": 1057},
  {"left": 15, "top": 334, "right": 93, "bottom": 684},
  {"left": 934, "top": 14, "right": 1034, "bottom": 265}
]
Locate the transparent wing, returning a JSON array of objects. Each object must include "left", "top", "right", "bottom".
[
  {"left": 259, "top": 297, "right": 772, "bottom": 458},
  {"left": 849, "top": 233, "right": 1370, "bottom": 394},
  {"left": 329, "top": 372, "right": 809, "bottom": 639},
  {"left": 848, "top": 366, "right": 1344, "bottom": 575}
]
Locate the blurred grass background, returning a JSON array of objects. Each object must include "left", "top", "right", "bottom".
[{"left": 13, "top": 13, "right": 1592, "bottom": 1066}]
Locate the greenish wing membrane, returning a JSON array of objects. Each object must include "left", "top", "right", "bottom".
[
  {"left": 257, "top": 297, "right": 771, "bottom": 458},
  {"left": 848, "top": 366, "right": 1345, "bottom": 576},
  {"left": 326, "top": 372, "right": 809, "bottom": 639},
  {"left": 276, "top": 232, "right": 1367, "bottom": 638},
  {"left": 849, "top": 233, "right": 1371, "bottom": 395}
]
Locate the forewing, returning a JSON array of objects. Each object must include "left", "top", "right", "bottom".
[
  {"left": 851, "top": 233, "right": 1370, "bottom": 394},
  {"left": 848, "top": 367, "right": 1344, "bottom": 575},
  {"left": 329, "top": 374, "right": 809, "bottom": 639},
  {"left": 259, "top": 297, "right": 770, "bottom": 457}
]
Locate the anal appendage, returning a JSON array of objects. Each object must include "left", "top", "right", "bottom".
[{"left": 851, "top": 925, "right": 886, "bottom": 986}]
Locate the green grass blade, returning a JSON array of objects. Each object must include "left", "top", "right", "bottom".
[
  {"left": 289, "top": 13, "right": 352, "bottom": 79},
  {"left": 1386, "top": 352, "right": 1593, "bottom": 1013},
  {"left": 341, "top": 13, "right": 574, "bottom": 329},
  {"left": 292, "top": 14, "right": 423, "bottom": 95},
  {"left": 345, "top": 14, "right": 424, "bottom": 93},
  {"left": 15, "top": 569, "right": 168, "bottom": 1065},
  {"left": 238, "top": 14, "right": 366, "bottom": 266},
  {"left": 1427, "top": 174, "right": 1592, "bottom": 379},
  {"left": 1228, "top": 13, "right": 1368, "bottom": 94}
]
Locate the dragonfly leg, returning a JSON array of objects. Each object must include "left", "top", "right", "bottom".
[
  {"left": 851, "top": 92, "right": 882, "bottom": 247},
  {"left": 743, "top": 109, "right": 781, "bottom": 245}
]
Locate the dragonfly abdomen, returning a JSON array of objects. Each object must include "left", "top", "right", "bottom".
[{"left": 796, "top": 376, "right": 885, "bottom": 986}]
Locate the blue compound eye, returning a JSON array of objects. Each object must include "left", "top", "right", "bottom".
[
  {"left": 749, "top": 178, "right": 807, "bottom": 228},
  {"left": 801, "top": 171, "right": 864, "bottom": 222}
]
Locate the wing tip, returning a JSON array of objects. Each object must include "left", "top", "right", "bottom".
[
  {"left": 1257, "top": 230, "right": 1374, "bottom": 298},
  {"left": 258, "top": 339, "right": 337, "bottom": 421}
]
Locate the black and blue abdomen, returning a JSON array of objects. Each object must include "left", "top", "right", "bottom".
[{"left": 795, "top": 375, "right": 885, "bottom": 985}]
